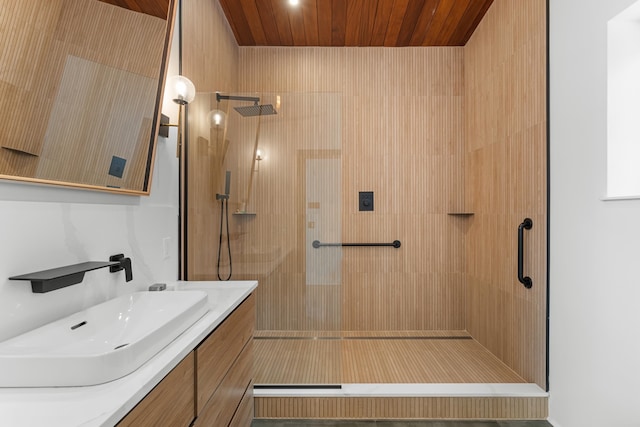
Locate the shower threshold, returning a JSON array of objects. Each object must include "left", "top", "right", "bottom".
[{"left": 253, "top": 382, "right": 546, "bottom": 397}]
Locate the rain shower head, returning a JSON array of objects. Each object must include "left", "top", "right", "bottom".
[
  {"left": 234, "top": 104, "right": 278, "bottom": 117},
  {"left": 215, "top": 92, "right": 278, "bottom": 117}
]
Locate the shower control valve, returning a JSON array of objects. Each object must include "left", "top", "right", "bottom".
[{"left": 359, "top": 191, "right": 374, "bottom": 211}]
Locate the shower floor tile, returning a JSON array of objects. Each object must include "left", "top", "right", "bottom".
[{"left": 254, "top": 332, "right": 525, "bottom": 384}]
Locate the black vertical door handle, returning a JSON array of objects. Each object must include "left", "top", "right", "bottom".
[{"left": 518, "top": 218, "right": 533, "bottom": 289}]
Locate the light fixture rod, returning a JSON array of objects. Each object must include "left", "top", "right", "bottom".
[{"left": 216, "top": 93, "right": 260, "bottom": 104}]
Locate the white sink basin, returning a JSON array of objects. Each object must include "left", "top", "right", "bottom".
[
  {"left": 0, "top": 291, "right": 208, "bottom": 387},
  {"left": 173, "top": 281, "right": 252, "bottom": 311}
]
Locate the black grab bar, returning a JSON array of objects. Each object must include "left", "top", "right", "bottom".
[
  {"left": 312, "top": 240, "right": 401, "bottom": 249},
  {"left": 517, "top": 218, "right": 533, "bottom": 289}
]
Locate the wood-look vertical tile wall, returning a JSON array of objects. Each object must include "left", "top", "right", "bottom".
[
  {"left": 464, "top": 0, "right": 547, "bottom": 387},
  {"left": 182, "top": 0, "right": 239, "bottom": 280},
  {"left": 236, "top": 47, "right": 466, "bottom": 331}
]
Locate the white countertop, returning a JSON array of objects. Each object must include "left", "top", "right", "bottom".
[{"left": 0, "top": 281, "right": 257, "bottom": 427}]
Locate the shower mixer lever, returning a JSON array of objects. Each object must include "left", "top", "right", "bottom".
[{"left": 215, "top": 193, "right": 229, "bottom": 200}]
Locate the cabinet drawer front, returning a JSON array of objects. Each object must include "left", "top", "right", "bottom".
[
  {"left": 117, "top": 352, "right": 195, "bottom": 427},
  {"left": 195, "top": 340, "right": 253, "bottom": 427},
  {"left": 196, "top": 294, "right": 255, "bottom": 413},
  {"left": 229, "top": 380, "right": 254, "bottom": 427}
]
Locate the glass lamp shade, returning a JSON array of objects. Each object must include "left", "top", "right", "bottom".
[
  {"left": 209, "top": 109, "right": 226, "bottom": 128},
  {"left": 167, "top": 75, "right": 196, "bottom": 105}
]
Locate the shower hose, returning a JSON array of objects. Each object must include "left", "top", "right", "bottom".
[{"left": 217, "top": 197, "right": 232, "bottom": 281}]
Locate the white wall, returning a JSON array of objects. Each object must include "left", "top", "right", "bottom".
[
  {"left": 0, "top": 15, "right": 181, "bottom": 343},
  {"left": 550, "top": 0, "right": 640, "bottom": 426}
]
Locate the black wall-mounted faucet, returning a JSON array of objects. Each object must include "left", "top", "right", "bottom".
[
  {"left": 109, "top": 254, "right": 133, "bottom": 282},
  {"left": 10, "top": 254, "right": 134, "bottom": 293}
]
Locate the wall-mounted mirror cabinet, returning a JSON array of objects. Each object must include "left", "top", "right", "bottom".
[{"left": 0, "top": 0, "right": 176, "bottom": 194}]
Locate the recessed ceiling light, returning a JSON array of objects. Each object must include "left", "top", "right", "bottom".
[{"left": 289, "top": 0, "right": 300, "bottom": 6}]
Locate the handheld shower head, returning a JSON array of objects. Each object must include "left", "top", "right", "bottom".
[{"left": 215, "top": 171, "right": 231, "bottom": 200}]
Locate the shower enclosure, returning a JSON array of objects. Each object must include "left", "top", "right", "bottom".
[
  {"left": 184, "top": 87, "right": 544, "bottom": 389},
  {"left": 179, "top": 0, "right": 548, "bottom": 420}
]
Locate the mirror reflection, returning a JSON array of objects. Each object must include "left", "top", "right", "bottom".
[{"left": 0, "top": 0, "right": 175, "bottom": 193}]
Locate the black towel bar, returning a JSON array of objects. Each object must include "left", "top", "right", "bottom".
[{"left": 312, "top": 240, "right": 401, "bottom": 249}]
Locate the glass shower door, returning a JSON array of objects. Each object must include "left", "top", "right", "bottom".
[{"left": 236, "top": 92, "right": 344, "bottom": 386}]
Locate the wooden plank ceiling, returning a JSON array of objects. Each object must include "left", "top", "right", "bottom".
[
  {"left": 98, "top": 0, "right": 170, "bottom": 20},
  {"left": 218, "top": 0, "right": 495, "bottom": 47}
]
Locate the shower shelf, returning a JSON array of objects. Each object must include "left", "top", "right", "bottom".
[
  {"left": 447, "top": 212, "right": 474, "bottom": 216},
  {"left": 233, "top": 212, "right": 256, "bottom": 216}
]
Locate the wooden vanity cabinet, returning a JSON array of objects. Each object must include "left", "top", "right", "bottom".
[{"left": 117, "top": 293, "right": 255, "bottom": 427}]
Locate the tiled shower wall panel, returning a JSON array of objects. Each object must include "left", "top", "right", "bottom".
[
  {"left": 464, "top": 0, "right": 548, "bottom": 387},
  {"left": 237, "top": 47, "right": 466, "bottom": 331},
  {"left": 182, "top": 0, "right": 239, "bottom": 280}
]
